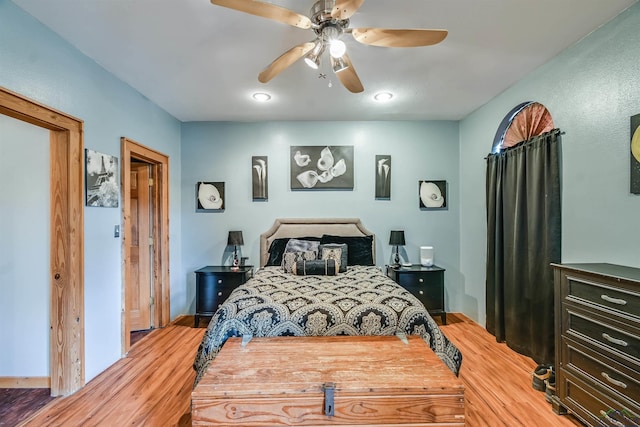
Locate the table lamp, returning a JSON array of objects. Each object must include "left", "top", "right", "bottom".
[
  {"left": 389, "top": 230, "right": 405, "bottom": 268},
  {"left": 227, "top": 230, "right": 244, "bottom": 270}
]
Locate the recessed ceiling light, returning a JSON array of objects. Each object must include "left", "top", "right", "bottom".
[
  {"left": 373, "top": 92, "right": 393, "bottom": 102},
  {"left": 252, "top": 92, "right": 271, "bottom": 102}
]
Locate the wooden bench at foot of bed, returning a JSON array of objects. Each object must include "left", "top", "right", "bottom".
[{"left": 191, "top": 335, "right": 465, "bottom": 426}]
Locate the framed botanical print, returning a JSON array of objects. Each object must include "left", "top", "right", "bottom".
[
  {"left": 375, "top": 155, "right": 391, "bottom": 199},
  {"left": 196, "top": 181, "right": 224, "bottom": 211},
  {"left": 290, "top": 145, "right": 354, "bottom": 190},
  {"left": 419, "top": 180, "right": 447, "bottom": 209},
  {"left": 252, "top": 156, "right": 268, "bottom": 200},
  {"left": 631, "top": 113, "right": 640, "bottom": 194}
]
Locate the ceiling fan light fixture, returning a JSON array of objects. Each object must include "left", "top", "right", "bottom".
[
  {"left": 329, "top": 39, "right": 346, "bottom": 58},
  {"left": 304, "top": 54, "right": 321, "bottom": 69},
  {"left": 252, "top": 92, "right": 271, "bottom": 102},
  {"left": 374, "top": 92, "right": 393, "bottom": 102},
  {"left": 304, "top": 41, "right": 324, "bottom": 69},
  {"left": 331, "top": 56, "right": 348, "bottom": 73}
]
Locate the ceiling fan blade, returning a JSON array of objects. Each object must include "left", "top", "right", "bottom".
[
  {"left": 258, "top": 42, "right": 316, "bottom": 83},
  {"left": 211, "top": 0, "right": 311, "bottom": 29},
  {"left": 351, "top": 28, "right": 448, "bottom": 47},
  {"left": 331, "top": 0, "right": 365, "bottom": 20},
  {"left": 335, "top": 53, "right": 364, "bottom": 93}
]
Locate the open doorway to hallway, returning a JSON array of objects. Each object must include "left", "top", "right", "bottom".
[{"left": 121, "top": 137, "right": 170, "bottom": 355}]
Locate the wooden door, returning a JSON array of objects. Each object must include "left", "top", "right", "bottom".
[{"left": 128, "top": 162, "right": 152, "bottom": 331}]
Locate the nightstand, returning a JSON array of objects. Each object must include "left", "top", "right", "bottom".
[
  {"left": 387, "top": 264, "right": 446, "bottom": 324},
  {"left": 194, "top": 266, "right": 253, "bottom": 327}
]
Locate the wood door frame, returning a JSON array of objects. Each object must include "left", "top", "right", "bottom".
[
  {"left": 0, "top": 86, "right": 85, "bottom": 396},
  {"left": 121, "top": 137, "right": 170, "bottom": 354}
]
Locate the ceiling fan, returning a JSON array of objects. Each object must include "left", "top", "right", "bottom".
[{"left": 211, "top": 0, "right": 448, "bottom": 93}]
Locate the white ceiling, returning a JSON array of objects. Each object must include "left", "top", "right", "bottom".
[{"left": 12, "top": 0, "right": 637, "bottom": 122}]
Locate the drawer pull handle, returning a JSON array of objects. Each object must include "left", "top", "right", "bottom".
[
  {"left": 217, "top": 291, "right": 223, "bottom": 296},
  {"left": 599, "top": 410, "right": 627, "bottom": 427},
  {"left": 601, "top": 372, "right": 627, "bottom": 389},
  {"left": 217, "top": 279, "right": 223, "bottom": 284},
  {"left": 601, "top": 294, "right": 627, "bottom": 305},
  {"left": 418, "top": 278, "right": 424, "bottom": 283},
  {"left": 602, "top": 333, "right": 628, "bottom": 347},
  {"left": 419, "top": 290, "right": 424, "bottom": 295}
]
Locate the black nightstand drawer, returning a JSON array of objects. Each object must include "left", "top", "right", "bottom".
[
  {"left": 387, "top": 265, "right": 446, "bottom": 324},
  {"left": 194, "top": 266, "right": 253, "bottom": 327}
]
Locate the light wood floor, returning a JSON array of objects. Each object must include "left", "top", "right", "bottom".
[
  {"left": 18, "top": 314, "right": 582, "bottom": 426},
  {"left": 441, "top": 313, "right": 581, "bottom": 427}
]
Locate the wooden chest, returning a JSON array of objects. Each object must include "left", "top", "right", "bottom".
[{"left": 191, "top": 335, "right": 465, "bottom": 426}]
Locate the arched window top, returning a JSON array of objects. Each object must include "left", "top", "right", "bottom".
[{"left": 491, "top": 101, "right": 555, "bottom": 153}]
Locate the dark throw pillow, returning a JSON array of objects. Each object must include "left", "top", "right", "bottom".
[
  {"left": 266, "top": 236, "right": 321, "bottom": 266},
  {"left": 282, "top": 250, "right": 318, "bottom": 273},
  {"left": 320, "top": 235, "right": 374, "bottom": 266},
  {"left": 292, "top": 259, "right": 339, "bottom": 276},
  {"left": 318, "top": 243, "right": 348, "bottom": 273}
]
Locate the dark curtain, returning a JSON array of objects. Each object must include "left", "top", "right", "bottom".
[{"left": 486, "top": 129, "right": 561, "bottom": 364}]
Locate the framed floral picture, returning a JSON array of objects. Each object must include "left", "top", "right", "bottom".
[
  {"left": 375, "top": 155, "right": 391, "bottom": 200},
  {"left": 252, "top": 156, "right": 268, "bottom": 200},
  {"left": 631, "top": 113, "right": 640, "bottom": 194},
  {"left": 85, "top": 149, "right": 119, "bottom": 207},
  {"left": 290, "top": 146, "right": 354, "bottom": 190},
  {"left": 419, "top": 180, "right": 447, "bottom": 210},
  {"left": 196, "top": 181, "right": 225, "bottom": 211}
]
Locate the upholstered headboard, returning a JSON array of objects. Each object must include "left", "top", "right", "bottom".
[{"left": 260, "top": 218, "right": 375, "bottom": 268}]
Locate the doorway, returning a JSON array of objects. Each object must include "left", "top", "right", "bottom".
[
  {"left": 121, "top": 137, "right": 170, "bottom": 354},
  {"left": 0, "top": 87, "right": 84, "bottom": 396}
]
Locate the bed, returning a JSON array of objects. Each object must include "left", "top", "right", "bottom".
[{"left": 192, "top": 218, "right": 462, "bottom": 387}]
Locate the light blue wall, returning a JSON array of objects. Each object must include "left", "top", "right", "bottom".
[
  {"left": 5, "top": 0, "right": 638, "bottom": 386},
  {"left": 180, "top": 121, "right": 462, "bottom": 313},
  {"left": 0, "top": 1, "right": 183, "bottom": 381},
  {"left": 459, "top": 3, "right": 640, "bottom": 325}
]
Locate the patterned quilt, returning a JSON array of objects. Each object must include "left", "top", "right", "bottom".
[{"left": 193, "top": 265, "right": 462, "bottom": 385}]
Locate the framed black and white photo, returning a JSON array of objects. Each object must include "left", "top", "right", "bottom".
[
  {"left": 196, "top": 181, "right": 225, "bottom": 211},
  {"left": 419, "top": 180, "right": 447, "bottom": 210},
  {"left": 290, "top": 145, "right": 354, "bottom": 190},
  {"left": 85, "top": 149, "right": 119, "bottom": 207},
  {"left": 375, "top": 155, "right": 391, "bottom": 199},
  {"left": 252, "top": 156, "right": 268, "bottom": 200},
  {"left": 631, "top": 113, "right": 640, "bottom": 194}
]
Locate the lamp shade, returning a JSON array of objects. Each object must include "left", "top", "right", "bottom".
[
  {"left": 227, "top": 230, "right": 244, "bottom": 246},
  {"left": 389, "top": 230, "right": 405, "bottom": 246}
]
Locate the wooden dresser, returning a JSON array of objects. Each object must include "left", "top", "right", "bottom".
[
  {"left": 552, "top": 263, "right": 640, "bottom": 427},
  {"left": 192, "top": 335, "right": 465, "bottom": 426}
]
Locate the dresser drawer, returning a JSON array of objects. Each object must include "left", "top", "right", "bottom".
[
  {"left": 560, "top": 372, "right": 640, "bottom": 427},
  {"left": 563, "top": 338, "right": 640, "bottom": 405},
  {"left": 399, "top": 276, "right": 443, "bottom": 307},
  {"left": 565, "top": 309, "right": 640, "bottom": 365},
  {"left": 387, "top": 265, "right": 446, "bottom": 324},
  {"left": 195, "top": 266, "right": 254, "bottom": 327},
  {"left": 566, "top": 275, "right": 640, "bottom": 322}
]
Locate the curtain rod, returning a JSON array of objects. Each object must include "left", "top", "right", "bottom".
[{"left": 485, "top": 129, "right": 564, "bottom": 159}]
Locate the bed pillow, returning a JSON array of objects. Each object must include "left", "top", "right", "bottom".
[
  {"left": 318, "top": 243, "right": 347, "bottom": 273},
  {"left": 320, "top": 234, "right": 374, "bottom": 266},
  {"left": 292, "top": 259, "right": 339, "bottom": 276},
  {"left": 282, "top": 250, "right": 318, "bottom": 273},
  {"left": 284, "top": 238, "right": 320, "bottom": 254},
  {"left": 266, "top": 237, "right": 321, "bottom": 266}
]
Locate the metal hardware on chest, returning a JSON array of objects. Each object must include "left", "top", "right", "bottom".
[{"left": 323, "top": 382, "right": 335, "bottom": 416}]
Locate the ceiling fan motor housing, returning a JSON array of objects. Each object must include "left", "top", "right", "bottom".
[{"left": 310, "top": 0, "right": 349, "bottom": 38}]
